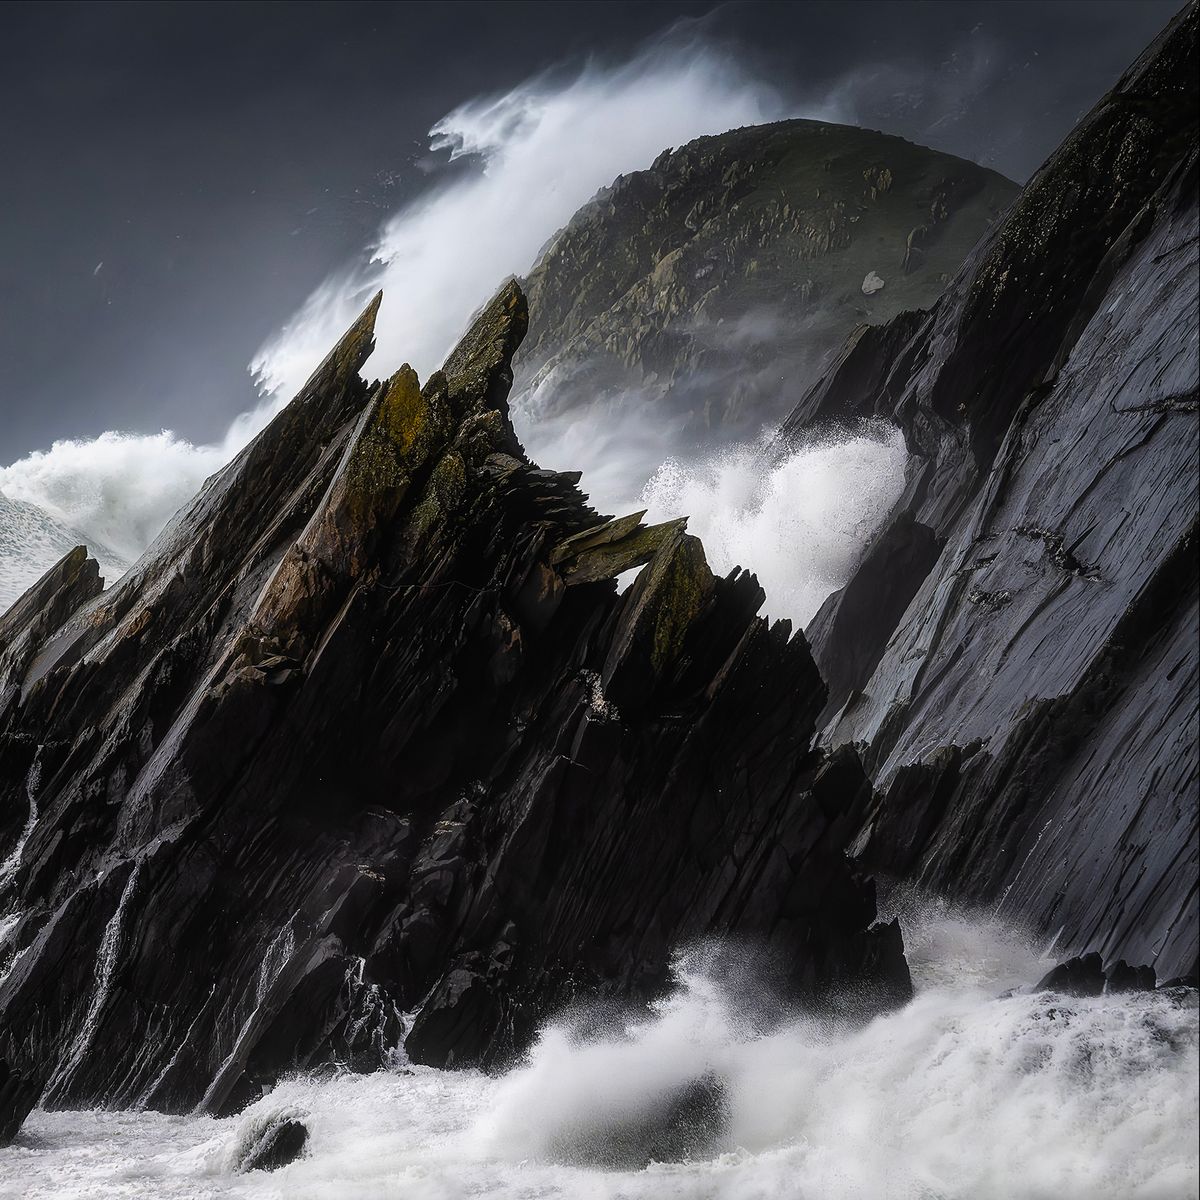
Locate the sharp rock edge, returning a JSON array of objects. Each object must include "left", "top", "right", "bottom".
[
  {"left": 0, "top": 1, "right": 1197, "bottom": 1154},
  {"left": 798, "top": 2, "right": 1199, "bottom": 984},
  {"left": 0, "top": 277, "right": 907, "bottom": 1142}
]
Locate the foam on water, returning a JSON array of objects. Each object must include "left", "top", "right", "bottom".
[{"left": 3, "top": 901, "right": 1195, "bottom": 1200}]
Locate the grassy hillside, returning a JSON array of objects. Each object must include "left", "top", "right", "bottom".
[{"left": 516, "top": 119, "right": 1018, "bottom": 437}]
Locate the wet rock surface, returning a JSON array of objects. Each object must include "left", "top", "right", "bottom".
[
  {"left": 1035, "top": 953, "right": 1108, "bottom": 998},
  {"left": 0, "top": 2, "right": 1195, "bottom": 1156},
  {"left": 0, "top": 283, "right": 907, "bottom": 1143},
  {"left": 792, "top": 4, "right": 1199, "bottom": 983},
  {"left": 1033, "top": 953, "right": 1159, "bottom": 997},
  {"left": 232, "top": 1110, "right": 309, "bottom": 1173}
]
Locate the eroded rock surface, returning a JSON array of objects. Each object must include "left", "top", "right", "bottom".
[
  {"left": 791, "top": 3, "right": 1198, "bottom": 982},
  {"left": 0, "top": 281, "right": 907, "bottom": 1143}
]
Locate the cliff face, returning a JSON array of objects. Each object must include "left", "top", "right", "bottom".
[
  {"left": 0, "top": 285, "right": 907, "bottom": 1142},
  {"left": 515, "top": 120, "right": 1016, "bottom": 440},
  {"left": 0, "top": 2, "right": 1195, "bottom": 1155},
  {"left": 794, "top": 3, "right": 1198, "bottom": 979}
]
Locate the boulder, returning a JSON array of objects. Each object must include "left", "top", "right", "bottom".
[
  {"left": 1035, "top": 953, "right": 1106, "bottom": 997},
  {"left": 233, "top": 1110, "right": 309, "bottom": 1173}
]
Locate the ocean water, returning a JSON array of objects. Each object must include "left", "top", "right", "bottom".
[{"left": 2, "top": 899, "right": 1196, "bottom": 1200}]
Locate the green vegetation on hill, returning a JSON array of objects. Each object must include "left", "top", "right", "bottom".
[{"left": 517, "top": 119, "right": 1018, "bottom": 436}]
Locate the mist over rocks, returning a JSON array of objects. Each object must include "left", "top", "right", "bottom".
[
  {"left": 0, "top": 1, "right": 1195, "bottom": 1178},
  {"left": 515, "top": 119, "right": 1015, "bottom": 441},
  {"left": 0, "top": 279, "right": 908, "bottom": 1145},
  {"left": 512, "top": 118, "right": 1016, "bottom": 510}
]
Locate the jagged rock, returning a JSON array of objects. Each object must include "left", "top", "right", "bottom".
[
  {"left": 1105, "top": 960, "right": 1157, "bottom": 993},
  {"left": 787, "top": 2, "right": 1199, "bottom": 980},
  {"left": 549, "top": 512, "right": 689, "bottom": 585},
  {"left": 232, "top": 1109, "right": 309, "bottom": 1173},
  {"left": 1033, "top": 954, "right": 1156, "bottom": 998},
  {"left": 0, "top": 7, "right": 1191, "bottom": 1157},
  {"left": 0, "top": 1057, "right": 38, "bottom": 1146},
  {"left": 1035, "top": 953, "right": 1106, "bottom": 997},
  {"left": 0, "top": 545, "right": 101, "bottom": 712},
  {"left": 0, "top": 277, "right": 907, "bottom": 1142}
]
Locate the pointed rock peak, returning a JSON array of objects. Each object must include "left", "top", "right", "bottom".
[
  {"left": 0, "top": 545, "right": 102, "bottom": 691},
  {"left": 1, "top": 545, "right": 99, "bottom": 643},
  {"left": 376, "top": 363, "right": 428, "bottom": 454},
  {"left": 439, "top": 278, "right": 529, "bottom": 418},
  {"left": 301, "top": 289, "right": 384, "bottom": 398}
]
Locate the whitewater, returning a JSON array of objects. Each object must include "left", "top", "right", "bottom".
[
  {"left": 2, "top": 897, "right": 1195, "bottom": 1200},
  {"left": 1, "top": 37, "right": 887, "bottom": 629}
]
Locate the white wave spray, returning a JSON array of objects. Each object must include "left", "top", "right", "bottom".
[
  {"left": 640, "top": 422, "right": 909, "bottom": 626},
  {"left": 1, "top": 37, "right": 790, "bottom": 586},
  {"left": 3, "top": 900, "right": 1195, "bottom": 1200},
  {"left": 251, "top": 39, "right": 789, "bottom": 398}
]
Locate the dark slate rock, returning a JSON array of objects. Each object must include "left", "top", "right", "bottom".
[
  {"left": 1104, "top": 960, "right": 1157, "bottom": 993},
  {"left": 0, "top": 278, "right": 906, "bottom": 1141},
  {"left": 787, "top": 2, "right": 1199, "bottom": 980},
  {"left": 234, "top": 1112, "right": 309, "bottom": 1173},
  {"left": 0, "top": 1057, "right": 39, "bottom": 1146},
  {"left": 1035, "top": 953, "right": 1106, "bottom": 997},
  {"left": 1158, "top": 971, "right": 1200, "bottom": 991}
]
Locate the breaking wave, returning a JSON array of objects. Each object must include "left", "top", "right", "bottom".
[
  {"left": 3, "top": 901, "right": 1195, "bottom": 1200},
  {"left": 1, "top": 36, "right": 789, "bottom": 590},
  {"left": 641, "top": 422, "right": 909, "bottom": 626},
  {"left": 251, "top": 37, "right": 788, "bottom": 398}
]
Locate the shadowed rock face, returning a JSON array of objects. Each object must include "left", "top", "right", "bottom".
[
  {"left": 0, "top": 3, "right": 1194, "bottom": 1155},
  {"left": 793, "top": 3, "right": 1199, "bottom": 982},
  {"left": 0, "top": 279, "right": 908, "bottom": 1142}
]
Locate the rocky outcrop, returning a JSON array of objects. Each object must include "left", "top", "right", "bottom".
[
  {"left": 0, "top": 2, "right": 1193, "bottom": 1156},
  {"left": 514, "top": 120, "right": 1016, "bottom": 441},
  {"left": 0, "top": 280, "right": 907, "bottom": 1143},
  {"left": 0, "top": 492, "right": 127, "bottom": 614},
  {"left": 232, "top": 1110, "right": 309, "bottom": 1173},
  {"left": 1033, "top": 953, "right": 1157, "bottom": 997},
  {"left": 791, "top": 3, "right": 1199, "bottom": 982}
]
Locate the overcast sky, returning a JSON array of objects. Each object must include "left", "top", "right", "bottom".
[{"left": 0, "top": 0, "right": 1180, "bottom": 462}]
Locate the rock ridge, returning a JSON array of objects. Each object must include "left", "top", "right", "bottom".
[{"left": 0, "top": 279, "right": 907, "bottom": 1142}]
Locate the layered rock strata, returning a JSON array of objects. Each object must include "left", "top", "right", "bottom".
[
  {"left": 0, "top": 283, "right": 907, "bottom": 1143},
  {"left": 791, "top": 1, "right": 1199, "bottom": 981}
]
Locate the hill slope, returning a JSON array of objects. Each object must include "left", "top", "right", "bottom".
[{"left": 515, "top": 119, "right": 1017, "bottom": 444}]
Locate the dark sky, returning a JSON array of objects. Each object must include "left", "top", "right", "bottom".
[{"left": 0, "top": 0, "right": 1180, "bottom": 462}]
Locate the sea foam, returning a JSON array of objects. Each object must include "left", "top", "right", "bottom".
[{"left": 3, "top": 900, "right": 1195, "bottom": 1200}]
